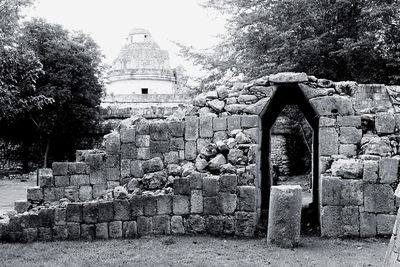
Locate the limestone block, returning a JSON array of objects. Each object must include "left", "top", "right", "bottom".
[
  {"left": 341, "top": 206, "right": 360, "bottom": 236},
  {"left": 319, "top": 117, "right": 336, "bottom": 127},
  {"left": 363, "top": 160, "right": 379, "bottom": 183},
  {"left": 66, "top": 203, "right": 82, "bottom": 222},
  {"left": 241, "top": 115, "right": 259, "bottom": 129},
  {"left": 114, "top": 199, "right": 131, "bottom": 220},
  {"left": 225, "top": 104, "right": 247, "bottom": 114},
  {"left": 137, "top": 216, "right": 153, "bottom": 236},
  {"left": 227, "top": 116, "right": 241, "bottom": 131},
  {"left": 208, "top": 154, "right": 227, "bottom": 171},
  {"left": 143, "top": 196, "right": 157, "bottom": 216},
  {"left": 38, "top": 208, "right": 55, "bottom": 228},
  {"left": 238, "top": 186, "right": 256, "bottom": 212},
  {"left": 150, "top": 122, "right": 169, "bottom": 141},
  {"left": 213, "top": 117, "right": 227, "bottom": 131},
  {"left": 53, "top": 162, "right": 69, "bottom": 176},
  {"left": 218, "top": 193, "right": 237, "bottom": 214},
  {"left": 340, "top": 180, "right": 363, "bottom": 206},
  {"left": 331, "top": 159, "right": 363, "bottom": 179},
  {"left": 203, "top": 197, "right": 220, "bottom": 215},
  {"left": 142, "top": 157, "right": 163, "bottom": 174},
  {"left": 92, "top": 184, "right": 107, "bottom": 198},
  {"left": 130, "top": 160, "right": 144, "bottom": 178},
  {"left": 67, "top": 222, "right": 81, "bottom": 240},
  {"left": 377, "top": 214, "right": 396, "bottom": 236},
  {"left": 82, "top": 202, "right": 98, "bottom": 224},
  {"left": 238, "top": 95, "right": 258, "bottom": 104},
  {"left": 321, "top": 176, "right": 341, "bottom": 206},
  {"left": 79, "top": 186, "right": 93, "bottom": 201},
  {"left": 171, "top": 216, "right": 185, "bottom": 234},
  {"left": 173, "top": 178, "right": 190, "bottom": 195},
  {"left": 310, "top": 95, "right": 355, "bottom": 116},
  {"left": 95, "top": 222, "right": 109, "bottom": 239},
  {"left": 150, "top": 141, "right": 169, "bottom": 157},
  {"left": 375, "top": 113, "right": 395, "bottom": 134},
  {"left": 136, "top": 134, "right": 150, "bottom": 147},
  {"left": 319, "top": 127, "right": 339, "bottom": 156},
  {"left": 89, "top": 169, "right": 106, "bottom": 185},
  {"left": 152, "top": 215, "right": 171, "bottom": 235},
  {"left": 120, "top": 127, "right": 136, "bottom": 143},
  {"left": 122, "top": 221, "right": 138, "bottom": 238},
  {"left": 360, "top": 212, "right": 377, "bottom": 237},
  {"left": 121, "top": 143, "right": 137, "bottom": 159},
  {"left": 98, "top": 201, "right": 114, "bottom": 222},
  {"left": 190, "top": 190, "right": 203, "bottom": 214},
  {"left": 70, "top": 175, "right": 90, "bottom": 186},
  {"left": 105, "top": 155, "right": 119, "bottom": 168},
  {"left": 37, "top": 227, "right": 52, "bottom": 241},
  {"left": 269, "top": 72, "right": 307, "bottom": 83},
  {"left": 43, "top": 188, "right": 56, "bottom": 202},
  {"left": 199, "top": 117, "right": 213, "bottom": 138},
  {"left": 14, "top": 200, "right": 30, "bottom": 213},
  {"left": 339, "top": 144, "right": 357, "bottom": 157},
  {"left": 226, "top": 97, "right": 237, "bottom": 105},
  {"left": 186, "top": 215, "right": 206, "bottom": 233},
  {"left": 168, "top": 121, "right": 184, "bottom": 137},
  {"left": 189, "top": 172, "right": 203, "bottom": 189},
  {"left": 54, "top": 208, "right": 66, "bottom": 225},
  {"left": 170, "top": 138, "right": 184, "bottom": 150},
  {"left": 185, "top": 116, "right": 199, "bottom": 141},
  {"left": 340, "top": 127, "right": 362, "bottom": 144},
  {"left": 27, "top": 187, "right": 43, "bottom": 202},
  {"left": 337, "top": 116, "right": 361, "bottom": 127},
  {"left": 54, "top": 175, "right": 70, "bottom": 187},
  {"left": 156, "top": 195, "right": 172, "bottom": 215},
  {"left": 364, "top": 184, "right": 394, "bottom": 213},
  {"left": 120, "top": 159, "right": 131, "bottom": 178},
  {"left": 197, "top": 139, "right": 213, "bottom": 155},
  {"left": 167, "top": 164, "right": 182, "bottom": 176},
  {"left": 219, "top": 174, "right": 237, "bottom": 193},
  {"left": 80, "top": 224, "right": 95, "bottom": 240},
  {"left": 173, "top": 195, "right": 189, "bottom": 215},
  {"left": 235, "top": 212, "right": 257, "bottom": 237},
  {"left": 205, "top": 216, "right": 224, "bottom": 235},
  {"left": 321, "top": 206, "right": 342, "bottom": 237},
  {"left": 164, "top": 151, "right": 179, "bottom": 164},
  {"left": 137, "top": 148, "right": 150, "bottom": 160},
  {"left": 267, "top": 185, "right": 302, "bottom": 248},
  {"left": 109, "top": 221, "right": 123, "bottom": 238},
  {"left": 362, "top": 136, "right": 392, "bottom": 156},
  {"left": 52, "top": 225, "right": 68, "bottom": 240},
  {"left": 213, "top": 131, "right": 227, "bottom": 143},
  {"left": 379, "top": 157, "right": 399, "bottom": 184},
  {"left": 203, "top": 176, "right": 219, "bottom": 196}
]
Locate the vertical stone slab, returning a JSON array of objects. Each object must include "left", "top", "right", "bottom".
[
  {"left": 185, "top": 116, "right": 199, "bottom": 141},
  {"left": 267, "top": 185, "right": 302, "bottom": 248},
  {"left": 319, "top": 127, "right": 339, "bottom": 155}
]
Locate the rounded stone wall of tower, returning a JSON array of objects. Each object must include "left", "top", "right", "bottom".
[{"left": 106, "top": 28, "right": 176, "bottom": 95}]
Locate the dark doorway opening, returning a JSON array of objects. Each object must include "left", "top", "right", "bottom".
[{"left": 260, "top": 84, "right": 320, "bottom": 234}]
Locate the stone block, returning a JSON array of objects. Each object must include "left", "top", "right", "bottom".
[
  {"left": 122, "top": 221, "right": 138, "bottom": 238},
  {"left": 379, "top": 157, "right": 398, "bottom": 184},
  {"left": 121, "top": 159, "right": 131, "bottom": 178},
  {"left": 150, "top": 122, "right": 169, "bottom": 141},
  {"left": 340, "top": 180, "right": 363, "bottom": 206},
  {"left": 37, "top": 227, "right": 52, "bottom": 241},
  {"left": 67, "top": 222, "right": 81, "bottom": 240},
  {"left": 54, "top": 175, "right": 70, "bottom": 187},
  {"left": 66, "top": 203, "right": 82, "bottom": 222},
  {"left": 92, "top": 184, "right": 107, "bottom": 198},
  {"left": 143, "top": 196, "right": 157, "bottom": 216},
  {"left": 27, "top": 187, "right": 43, "bottom": 202},
  {"left": 54, "top": 208, "right": 66, "bottom": 225},
  {"left": 136, "top": 134, "right": 150, "bottom": 147},
  {"left": 203, "top": 196, "right": 220, "bottom": 215},
  {"left": 185, "top": 215, "right": 205, "bottom": 233},
  {"left": 360, "top": 212, "right": 377, "bottom": 237},
  {"left": 120, "top": 127, "right": 136, "bottom": 143},
  {"left": 43, "top": 188, "right": 56, "bottom": 202},
  {"left": 152, "top": 215, "right": 171, "bottom": 235},
  {"left": 142, "top": 157, "right": 164, "bottom": 173},
  {"left": 321, "top": 176, "right": 341, "bottom": 205},
  {"left": 190, "top": 190, "right": 203, "bottom": 214},
  {"left": 137, "top": 216, "right": 152, "bottom": 236},
  {"left": 218, "top": 193, "right": 237, "bottom": 214},
  {"left": 185, "top": 141, "right": 197, "bottom": 161},
  {"left": 52, "top": 225, "right": 68, "bottom": 240},
  {"left": 95, "top": 222, "right": 109, "bottom": 239},
  {"left": 310, "top": 95, "right": 354, "bottom": 116},
  {"left": 375, "top": 112, "right": 395, "bottom": 134},
  {"left": 185, "top": 116, "right": 199, "bottom": 141},
  {"left": 136, "top": 120, "right": 149, "bottom": 135},
  {"left": 156, "top": 195, "right": 172, "bottom": 215},
  {"left": 53, "top": 162, "right": 69, "bottom": 176},
  {"left": 137, "top": 148, "right": 150, "bottom": 160},
  {"left": 164, "top": 151, "right": 179, "bottom": 164},
  {"left": 213, "top": 131, "right": 227, "bottom": 143},
  {"left": 363, "top": 160, "right": 379, "bottom": 183},
  {"left": 82, "top": 202, "right": 98, "bottom": 224},
  {"left": 341, "top": 206, "right": 360, "bottom": 236},
  {"left": 205, "top": 215, "right": 224, "bottom": 235},
  {"left": 339, "top": 144, "right": 357, "bottom": 157},
  {"left": 38, "top": 208, "right": 55, "bottom": 227},
  {"left": 219, "top": 175, "right": 237, "bottom": 193},
  {"left": 171, "top": 216, "right": 185, "bottom": 234},
  {"left": 130, "top": 195, "right": 144, "bottom": 217},
  {"left": 81, "top": 224, "right": 95, "bottom": 240},
  {"left": 241, "top": 115, "right": 259, "bottom": 128},
  {"left": 168, "top": 121, "right": 184, "bottom": 137},
  {"left": 203, "top": 176, "right": 219, "bottom": 197},
  {"left": 79, "top": 186, "right": 93, "bottom": 201},
  {"left": 114, "top": 199, "right": 130, "bottom": 220},
  {"left": 105, "top": 155, "right": 119, "bottom": 168},
  {"left": 364, "top": 183, "right": 394, "bottom": 213},
  {"left": 339, "top": 127, "right": 362, "bottom": 144},
  {"left": 213, "top": 117, "right": 227, "bottom": 131},
  {"left": 244, "top": 128, "right": 259, "bottom": 143},
  {"left": 39, "top": 172, "right": 53, "bottom": 187},
  {"left": 130, "top": 160, "right": 144, "bottom": 178},
  {"left": 70, "top": 174, "right": 90, "bottom": 186},
  {"left": 173, "top": 195, "right": 190, "bottom": 215},
  {"left": 105, "top": 132, "right": 121, "bottom": 153},
  {"left": 337, "top": 116, "right": 361, "bottom": 127},
  {"left": 106, "top": 168, "right": 120, "bottom": 181},
  {"left": 173, "top": 178, "right": 190, "bottom": 195},
  {"left": 321, "top": 206, "right": 342, "bottom": 237},
  {"left": 89, "top": 169, "right": 106, "bottom": 185},
  {"left": 121, "top": 143, "right": 137, "bottom": 159},
  {"left": 235, "top": 212, "right": 256, "bottom": 237},
  {"left": 197, "top": 138, "right": 212, "bottom": 154},
  {"left": 238, "top": 186, "right": 256, "bottom": 212},
  {"left": 377, "top": 214, "right": 396, "bottom": 236},
  {"left": 14, "top": 200, "right": 30, "bottom": 213},
  {"left": 189, "top": 172, "right": 203, "bottom": 189},
  {"left": 109, "top": 221, "right": 123, "bottom": 238},
  {"left": 270, "top": 72, "right": 308, "bottom": 83},
  {"left": 319, "top": 117, "right": 336, "bottom": 127},
  {"left": 227, "top": 116, "right": 241, "bottom": 132},
  {"left": 199, "top": 117, "right": 213, "bottom": 138},
  {"left": 331, "top": 159, "right": 363, "bottom": 179},
  {"left": 98, "top": 201, "right": 114, "bottom": 222},
  {"left": 319, "top": 127, "right": 339, "bottom": 155},
  {"left": 170, "top": 138, "right": 184, "bottom": 150},
  {"left": 267, "top": 185, "right": 302, "bottom": 248}
]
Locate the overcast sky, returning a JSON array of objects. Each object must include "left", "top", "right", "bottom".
[{"left": 24, "top": 0, "right": 226, "bottom": 73}]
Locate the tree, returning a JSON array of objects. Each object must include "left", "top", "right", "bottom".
[{"left": 179, "top": 0, "right": 400, "bottom": 89}]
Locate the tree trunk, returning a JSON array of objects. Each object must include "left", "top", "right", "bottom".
[{"left": 43, "top": 138, "right": 50, "bottom": 168}]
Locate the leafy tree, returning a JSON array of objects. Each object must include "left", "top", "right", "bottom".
[{"left": 180, "top": 0, "right": 400, "bottom": 88}]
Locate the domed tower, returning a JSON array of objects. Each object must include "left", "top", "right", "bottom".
[{"left": 106, "top": 28, "right": 177, "bottom": 95}]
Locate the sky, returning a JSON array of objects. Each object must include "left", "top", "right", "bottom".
[{"left": 23, "top": 0, "right": 227, "bottom": 74}]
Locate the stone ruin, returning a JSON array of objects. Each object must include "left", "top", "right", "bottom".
[{"left": 2, "top": 72, "right": 400, "bottom": 242}]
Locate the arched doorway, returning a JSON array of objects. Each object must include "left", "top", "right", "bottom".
[{"left": 260, "top": 83, "right": 320, "bottom": 232}]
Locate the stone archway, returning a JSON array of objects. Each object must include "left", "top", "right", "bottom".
[{"left": 259, "top": 83, "right": 320, "bottom": 229}]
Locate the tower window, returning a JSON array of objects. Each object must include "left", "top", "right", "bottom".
[{"left": 141, "top": 88, "right": 148, "bottom": 94}]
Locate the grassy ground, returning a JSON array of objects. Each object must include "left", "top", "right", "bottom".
[
  {"left": 0, "top": 179, "right": 36, "bottom": 214},
  {"left": 0, "top": 235, "right": 389, "bottom": 266}
]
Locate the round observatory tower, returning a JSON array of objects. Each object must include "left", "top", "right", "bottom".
[{"left": 106, "top": 28, "right": 177, "bottom": 95}]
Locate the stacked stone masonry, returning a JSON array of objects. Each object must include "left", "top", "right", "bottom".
[{"left": 2, "top": 72, "right": 400, "bottom": 242}]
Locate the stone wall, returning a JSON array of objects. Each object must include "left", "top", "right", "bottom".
[{"left": 2, "top": 72, "right": 400, "bottom": 242}]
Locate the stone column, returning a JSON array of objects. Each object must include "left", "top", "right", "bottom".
[{"left": 267, "top": 185, "right": 302, "bottom": 248}]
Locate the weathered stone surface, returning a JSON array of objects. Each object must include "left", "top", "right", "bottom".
[
  {"left": 52, "top": 225, "right": 68, "bottom": 240},
  {"left": 299, "top": 83, "right": 335, "bottom": 99},
  {"left": 238, "top": 94, "right": 258, "bottom": 104},
  {"left": 120, "top": 127, "right": 136, "bottom": 143},
  {"left": 156, "top": 195, "right": 172, "bottom": 215},
  {"left": 150, "top": 122, "right": 169, "bottom": 141},
  {"left": 174, "top": 178, "right": 190, "bottom": 195},
  {"left": 340, "top": 180, "right": 363, "bottom": 206},
  {"left": 267, "top": 185, "right": 302, "bottom": 248},
  {"left": 66, "top": 203, "right": 82, "bottom": 222},
  {"left": 364, "top": 183, "right": 394, "bottom": 213},
  {"left": 109, "top": 221, "right": 123, "bottom": 238},
  {"left": 213, "top": 117, "right": 227, "bottom": 131},
  {"left": 341, "top": 206, "right": 359, "bottom": 236},
  {"left": 331, "top": 159, "right": 363, "bottom": 179},
  {"left": 98, "top": 201, "right": 114, "bottom": 222},
  {"left": 337, "top": 116, "right": 361, "bottom": 127},
  {"left": 142, "top": 157, "right": 164, "bottom": 173},
  {"left": 152, "top": 215, "right": 171, "bottom": 235},
  {"left": 377, "top": 214, "right": 396, "bottom": 236},
  {"left": 122, "top": 221, "right": 137, "bottom": 238},
  {"left": 185, "top": 116, "right": 199, "bottom": 141},
  {"left": 67, "top": 222, "right": 80, "bottom": 240},
  {"left": 235, "top": 212, "right": 256, "bottom": 237},
  {"left": 219, "top": 175, "right": 237, "bottom": 193},
  {"left": 173, "top": 195, "right": 189, "bottom": 215},
  {"left": 53, "top": 162, "right": 69, "bottom": 176},
  {"left": 203, "top": 197, "right": 220, "bottom": 215},
  {"left": 186, "top": 215, "right": 206, "bottom": 233},
  {"left": 193, "top": 94, "right": 207, "bottom": 107},
  {"left": 170, "top": 138, "right": 184, "bottom": 151},
  {"left": 238, "top": 186, "right": 256, "bottom": 212},
  {"left": 208, "top": 99, "right": 225, "bottom": 112},
  {"left": 37, "top": 227, "right": 52, "bottom": 241},
  {"left": 89, "top": 170, "right": 107, "bottom": 185},
  {"left": 218, "top": 193, "right": 237, "bottom": 214},
  {"left": 203, "top": 176, "right": 219, "bottom": 197},
  {"left": 95, "top": 222, "right": 109, "bottom": 239},
  {"left": 70, "top": 175, "right": 89, "bottom": 186},
  {"left": 82, "top": 202, "right": 98, "bottom": 224},
  {"left": 205, "top": 216, "right": 224, "bottom": 235},
  {"left": 92, "top": 184, "right": 107, "bottom": 199},
  {"left": 195, "top": 156, "right": 208, "bottom": 171},
  {"left": 190, "top": 190, "right": 203, "bottom": 214},
  {"left": 227, "top": 116, "right": 241, "bottom": 131},
  {"left": 137, "top": 148, "right": 150, "bottom": 160},
  {"left": 379, "top": 157, "right": 398, "bottom": 184},
  {"left": 54, "top": 175, "right": 69, "bottom": 187},
  {"left": 79, "top": 186, "right": 92, "bottom": 201},
  {"left": 130, "top": 160, "right": 144, "bottom": 178},
  {"left": 14, "top": 200, "right": 30, "bottom": 213},
  {"left": 228, "top": 149, "right": 244, "bottom": 165},
  {"left": 121, "top": 143, "right": 137, "bottom": 159},
  {"left": 130, "top": 195, "right": 144, "bottom": 217},
  {"left": 340, "top": 127, "right": 362, "bottom": 144},
  {"left": 319, "top": 127, "right": 339, "bottom": 155},
  {"left": 360, "top": 212, "right": 377, "bottom": 237},
  {"left": 143, "top": 196, "right": 157, "bottom": 216},
  {"left": 164, "top": 151, "right": 179, "bottom": 164},
  {"left": 200, "top": 144, "right": 218, "bottom": 158},
  {"left": 171, "top": 216, "right": 185, "bottom": 234},
  {"left": 319, "top": 117, "right": 336, "bottom": 127},
  {"left": 54, "top": 208, "right": 66, "bottom": 226},
  {"left": 114, "top": 199, "right": 130, "bottom": 220},
  {"left": 208, "top": 154, "right": 226, "bottom": 171},
  {"left": 142, "top": 170, "right": 167, "bottom": 190},
  {"left": 27, "top": 187, "right": 43, "bottom": 202},
  {"left": 225, "top": 104, "right": 247, "bottom": 114},
  {"left": 321, "top": 176, "right": 341, "bottom": 205},
  {"left": 244, "top": 98, "right": 270, "bottom": 115},
  {"left": 185, "top": 141, "right": 197, "bottom": 161},
  {"left": 137, "top": 216, "right": 153, "bottom": 236},
  {"left": 375, "top": 113, "right": 395, "bottom": 134},
  {"left": 113, "top": 186, "right": 128, "bottom": 199},
  {"left": 269, "top": 72, "right": 308, "bottom": 83},
  {"left": 189, "top": 172, "right": 203, "bottom": 189},
  {"left": 361, "top": 136, "right": 392, "bottom": 156},
  {"left": 339, "top": 144, "right": 357, "bottom": 157},
  {"left": 310, "top": 95, "right": 354, "bottom": 116},
  {"left": 321, "top": 206, "right": 342, "bottom": 237}
]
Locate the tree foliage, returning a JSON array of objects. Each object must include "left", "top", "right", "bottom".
[{"left": 180, "top": 0, "right": 400, "bottom": 88}]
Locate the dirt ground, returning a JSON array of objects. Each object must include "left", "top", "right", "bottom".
[
  {"left": 0, "top": 179, "right": 36, "bottom": 214},
  {"left": 0, "top": 235, "right": 389, "bottom": 266}
]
